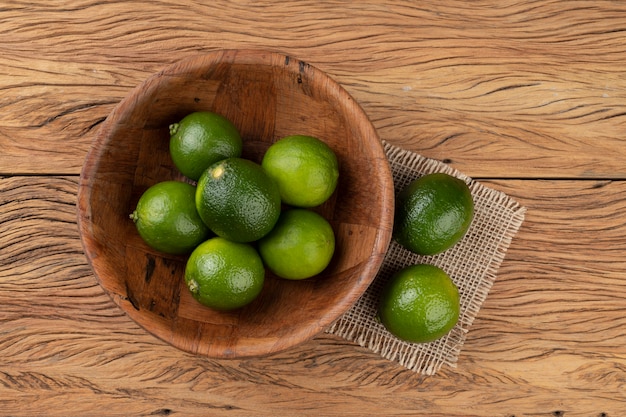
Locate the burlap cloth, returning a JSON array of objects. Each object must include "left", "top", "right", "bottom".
[{"left": 327, "top": 141, "right": 526, "bottom": 375}]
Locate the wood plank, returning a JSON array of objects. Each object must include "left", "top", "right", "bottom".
[
  {"left": 1, "top": 1, "right": 626, "bottom": 178},
  {"left": 1, "top": 176, "right": 625, "bottom": 415}
]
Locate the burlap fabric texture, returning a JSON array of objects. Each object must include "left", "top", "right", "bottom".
[{"left": 327, "top": 141, "right": 526, "bottom": 375}]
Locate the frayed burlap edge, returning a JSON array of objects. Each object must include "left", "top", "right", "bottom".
[{"left": 326, "top": 141, "right": 526, "bottom": 375}]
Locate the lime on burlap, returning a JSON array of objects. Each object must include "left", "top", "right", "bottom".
[{"left": 327, "top": 141, "right": 526, "bottom": 375}]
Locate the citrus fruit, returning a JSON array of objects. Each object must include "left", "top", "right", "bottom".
[
  {"left": 169, "top": 111, "right": 242, "bottom": 181},
  {"left": 184, "top": 237, "right": 265, "bottom": 310},
  {"left": 258, "top": 209, "right": 335, "bottom": 280},
  {"left": 195, "top": 157, "right": 281, "bottom": 243},
  {"left": 261, "top": 135, "right": 339, "bottom": 207},
  {"left": 377, "top": 264, "right": 460, "bottom": 343},
  {"left": 393, "top": 172, "right": 474, "bottom": 256},
  {"left": 129, "top": 181, "right": 211, "bottom": 255}
]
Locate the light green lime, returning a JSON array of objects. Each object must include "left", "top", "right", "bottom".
[
  {"left": 261, "top": 135, "right": 339, "bottom": 207},
  {"left": 258, "top": 209, "right": 335, "bottom": 280}
]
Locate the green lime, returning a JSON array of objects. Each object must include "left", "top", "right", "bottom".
[
  {"left": 258, "top": 209, "right": 335, "bottom": 280},
  {"left": 130, "top": 181, "right": 211, "bottom": 255},
  {"left": 169, "top": 111, "right": 242, "bottom": 181},
  {"left": 195, "top": 157, "right": 281, "bottom": 243},
  {"left": 393, "top": 172, "right": 474, "bottom": 256},
  {"left": 261, "top": 135, "right": 339, "bottom": 207},
  {"left": 184, "top": 237, "right": 265, "bottom": 310},
  {"left": 378, "top": 264, "right": 460, "bottom": 343}
]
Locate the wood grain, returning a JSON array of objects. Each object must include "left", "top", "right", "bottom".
[
  {"left": 1, "top": 1, "right": 626, "bottom": 178},
  {"left": 2, "top": 1, "right": 626, "bottom": 416},
  {"left": 2, "top": 176, "right": 625, "bottom": 416}
]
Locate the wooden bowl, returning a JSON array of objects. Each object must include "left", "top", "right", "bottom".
[{"left": 77, "top": 50, "right": 394, "bottom": 358}]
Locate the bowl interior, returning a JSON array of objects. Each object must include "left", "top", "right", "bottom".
[{"left": 77, "top": 50, "right": 394, "bottom": 358}]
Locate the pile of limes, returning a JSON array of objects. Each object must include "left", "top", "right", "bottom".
[
  {"left": 377, "top": 172, "right": 474, "bottom": 344},
  {"left": 130, "top": 110, "right": 475, "bottom": 345},
  {"left": 130, "top": 111, "right": 339, "bottom": 311}
]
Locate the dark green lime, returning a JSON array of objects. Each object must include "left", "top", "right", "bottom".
[
  {"left": 130, "top": 181, "right": 210, "bottom": 255},
  {"left": 185, "top": 237, "right": 265, "bottom": 310},
  {"left": 195, "top": 157, "right": 281, "bottom": 243},
  {"left": 378, "top": 264, "right": 460, "bottom": 343},
  {"left": 169, "top": 111, "right": 242, "bottom": 181},
  {"left": 394, "top": 172, "right": 474, "bottom": 255}
]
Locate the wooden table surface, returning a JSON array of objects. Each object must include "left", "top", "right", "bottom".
[{"left": 1, "top": 1, "right": 625, "bottom": 416}]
